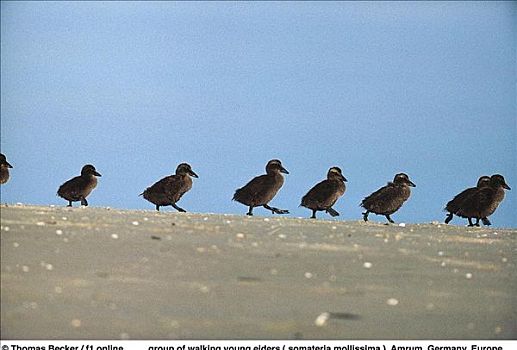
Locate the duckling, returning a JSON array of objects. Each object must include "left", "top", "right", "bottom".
[
  {"left": 361, "top": 173, "right": 415, "bottom": 223},
  {"left": 455, "top": 174, "right": 511, "bottom": 227},
  {"left": 57, "top": 164, "right": 101, "bottom": 207},
  {"left": 444, "top": 176, "right": 490, "bottom": 225},
  {"left": 0, "top": 153, "right": 13, "bottom": 185},
  {"left": 233, "top": 159, "right": 289, "bottom": 216},
  {"left": 141, "top": 163, "right": 198, "bottom": 212},
  {"left": 301, "top": 167, "right": 347, "bottom": 219}
]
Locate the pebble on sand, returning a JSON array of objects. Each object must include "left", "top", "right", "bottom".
[
  {"left": 386, "top": 298, "right": 399, "bottom": 306},
  {"left": 363, "top": 262, "right": 373, "bottom": 269},
  {"left": 314, "top": 312, "right": 330, "bottom": 327},
  {"left": 71, "top": 319, "right": 81, "bottom": 328}
]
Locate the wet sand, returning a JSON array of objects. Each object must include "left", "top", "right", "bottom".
[{"left": 1, "top": 205, "right": 515, "bottom": 339}]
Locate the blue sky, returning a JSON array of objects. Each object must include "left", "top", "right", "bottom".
[{"left": 1, "top": 2, "right": 515, "bottom": 227}]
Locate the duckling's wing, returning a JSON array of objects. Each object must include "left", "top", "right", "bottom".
[
  {"left": 445, "top": 187, "right": 476, "bottom": 212},
  {"left": 147, "top": 175, "right": 181, "bottom": 195},
  {"left": 233, "top": 174, "right": 274, "bottom": 200},
  {"left": 301, "top": 180, "right": 335, "bottom": 207},
  {"left": 57, "top": 176, "right": 86, "bottom": 200},
  {"left": 458, "top": 187, "right": 492, "bottom": 214},
  {"left": 361, "top": 184, "right": 398, "bottom": 211}
]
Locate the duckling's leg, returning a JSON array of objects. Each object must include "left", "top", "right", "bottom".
[
  {"left": 80, "top": 198, "right": 88, "bottom": 206},
  {"left": 247, "top": 206, "right": 254, "bottom": 216},
  {"left": 385, "top": 214, "right": 395, "bottom": 224},
  {"left": 155, "top": 205, "right": 160, "bottom": 211},
  {"left": 481, "top": 217, "right": 491, "bottom": 226},
  {"left": 310, "top": 209, "right": 317, "bottom": 219},
  {"left": 263, "top": 204, "right": 289, "bottom": 215},
  {"left": 171, "top": 204, "right": 186, "bottom": 213},
  {"left": 474, "top": 218, "right": 480, "bottom": 227},
  {"left": 362, "top": 211, "right": 369, "bottom": 222},
  {"left": 467, "top": 217, "right": 474, "bottom": 226},
  {"left": 67, "top": 201, "right": 73, "bottom": 207},
  {"left": 444, "top": 212, "right": 454, "bottom": 224},
  {"left": 326, "top": 208, "right": 339, "bottom": 217}
]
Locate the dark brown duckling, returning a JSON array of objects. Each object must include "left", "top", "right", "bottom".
[
  {"left": 0, "top": 153, "right": 13, "bottom": 185},
  {"left": 444, "top": 176, "right": 491, "bottom": 225},
  {"left": 300, "top": 167, "right": 347, "bottom": 219},
  {"left": 455, "top": 174, "right": 511, "bottom": 227},
  {"left": 361, "top": 173, "right": 415, "bottom": 223},
  {"left": 57, "top": 164, "right": 101, "bottom": 207},
  {"left": 233, "top": 159, "right": 289, "bottom": 216},
  {"left": 141, "top": 163, "right": 198, "bottom": 212}
]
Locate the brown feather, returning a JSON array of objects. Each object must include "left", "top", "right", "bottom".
[
  {"left": 233, "top": 173, "right": 284, "bottom": 207},
  {"left": 301, "top": 179, "right": 345, "bottom": 210},
  {"left": 361, "top": 182, "right": 411, "bottom": 215},
  {"left": 142, "top": 174, "right": 193, "bottom": 206},
  {"left": 444, "top": 176, "right": 490, "bottom": 214}
]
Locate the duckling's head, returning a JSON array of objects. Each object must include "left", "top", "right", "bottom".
[
  {"left": 394, "top": 173, "right": 415, "bottom": 187},
  {"left": 176, "top": 163, "right": 198, "bottom": 178},
  {"left": 0, "top": 153, "right": 13, "bottom": 168},
  {"left": 490, "top": 174, "right": 511, "bottom": 190},
  {"left": 327, "top": 167, "right": 347, "bottom": 182},
  {"left": 81, "top": 164, "right": 101, "bottom": 177},
  {"left": 476, "top": 176, "right": 491, "bottom": 188},
  {"left": 266, "top": 159, "right": 289, "bottom": 175}
]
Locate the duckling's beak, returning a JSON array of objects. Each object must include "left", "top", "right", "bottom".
[
  {"left": 408, "top": 180, "right": 416, "bottom": 187},
  {"left": 280, "top": 166, "right": 289, "bottom": 175},
  {"left": 342, "top": 175, "right": 348, "bottom": 182},
  {"left": 503, "top": 183, "right": 511, "bottom": 190},
  {"left": 94, "top": 171, "right": 102, "bottom": 177},
  {"left": 6, "top": 161, "right": 13, "bottom": 168},
  {"left": 189, "top": 170, "right": 199, "bottom": 178}
]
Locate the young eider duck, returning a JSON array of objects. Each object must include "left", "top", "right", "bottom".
[
  {"left": 300, "top": 167, "right": 347, "bottom": 219},
  {"left": 361, "top": 173, "right": 415, "bottom": 224},
  {"left": 0, "top": 153, "right": 13, "bottom": 185},
  {"left": 141, "top": 163, "right": 198, "bottom": 212},
  {"left": 455, "top": 174, "right": 510, "bottom": 227},
  {"left": 233, "top": 159, "right": 289, "bottom": 216},
  {"left": 57, "top": 164, "right": 101, "bottom": 207},
  {"left": 444, "top": 176, "right": 491, "bottom": 225}
]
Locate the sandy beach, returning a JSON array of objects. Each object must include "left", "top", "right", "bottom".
[{"left": 1, "top": 205, "right": 515, "bottom": 339}]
